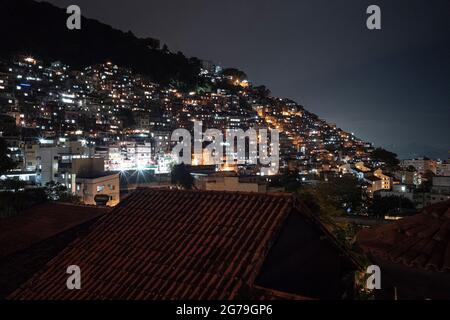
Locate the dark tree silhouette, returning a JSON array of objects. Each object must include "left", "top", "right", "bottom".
[
  {"left": 369, "top": 195, "right": 415, "bottom": 218},
  {"left": 371, "top": 148, "right": 400, "bottom": 168},
  {"left": 419, "top": 170, "right": 435, "bottom": 192},
  {"left": 0, "top": 138, "right": 16, "bottom": 175},
  {"left": 171, "top": 163, "right": 194, "bottom": 190},
  {"left": 220, "top": 68, "right": 247, "bottom": 81},
  {"left": 0, "top": 0, "right": 202, "bottom": 88}
]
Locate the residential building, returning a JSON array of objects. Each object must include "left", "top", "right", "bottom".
[
  {"left": 75, "top": 172, "right": 120, "bottom": 206},
  {"left": 364, "top": 176, "right": 383, "bottom": 197},
  {"left": 23, "top": 142, "right": 39, "bottom": 171},
  {"left": 200, "top": 173, "right": 267, "bottom": 193},
  {"left": 437, "top": 159, "right": 450, "bottom": 176},
  {"left": 431, "top": 176, "right": 450, "bottom": 197},
  {"left": 394, "top": 170, "right": 420, "bottom": 186},
  {"left": 105, "top": 141, "right": 152, "bottom": 171},
  {"left": 373, "top": 168, "right": 392, "bottom": 190},
  {"left": 152, "top": 131, "right": 171, "bottom": 155},
  {"left": 401, "top": 157, "right": 437, "bottom": 175},
  {"left": 379, "top": 184, "right": 415, "bottom": 203},
  {"left": 355, "top": 161, "right": 371, "bottom": 172},
  {"left": 412, "top": 177, "right": 450, "bottom": 208}
]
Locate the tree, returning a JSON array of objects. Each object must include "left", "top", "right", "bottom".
[
  {"left": 295, "top": 176, "right": 366, "bottom": 254},
  {"left": 268, "top": 170, "right": 302, "bottom": 192},
  {"left": 118, "top": 108, "right": 136, "bottom": 129},
  {"left": 171, "top": 163, "right": 194, "bottom": 190},
  {"left": 295, "top": 189, "right": 322, "bottom": 215},
  {"left": 418, "top": 170, "right": 435, "bottom": 192},
  {"left": 0, "top": 137, "right": 16, "bottom": 175},
  {"left": 0, "top": 188, "right": 47, "bottom": 219},
  {"left": 371, "top": 148, "right": 400, "bottom": 168},
  {"left": 369, "top": 195, "right": 415, "bottom": 218},
  {"left": 142, "top": 37, "right": 160, "bottom": 50},
  {"left": 0, "top": 178, "right": 26, "bottom": 192},
  {"left": 220, "top": 68, "right": 247, "bottom": 81},
  {"left": 253, "top": 85, "right": 271, "bottom": 98},
  {"left": 295, "top": 175, "right": 363, "bottom": 218},
  {"left": 45, "top": 181, "right": 81, "bottom": 203},
  {"left": 0, "top": 114, "right": 18, "bottom": 136},
  {"left": 316, "top": 175, "right": 364, "bottom": 214}
]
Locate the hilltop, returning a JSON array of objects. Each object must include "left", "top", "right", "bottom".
[{"left": 0, "top": 0, "right": 201, "bottom": 88}]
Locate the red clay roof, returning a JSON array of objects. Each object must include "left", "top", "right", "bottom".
[
  {"left": 252, "top": 285, "right": 314, "bottom": 300},
  {"left": 357, "top": 200, "right": 450, "bottom": 273},
  {"left": 0, "top": 203, "right": 108, "bottom": 258},
  {"left": 9, "top": 189, "right": 294, "bottom": 300}
]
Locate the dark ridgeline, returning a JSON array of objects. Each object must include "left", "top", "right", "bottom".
[{"left": 0, "top": 0, "right": 201, "bottom": 89}]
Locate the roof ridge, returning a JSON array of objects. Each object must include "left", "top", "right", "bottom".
[
  {"left": 133, "top": 187, "right": 294, "bottom": 198},
  {"left": 9, "top": 188, "right": 296, "bottom": 300}
]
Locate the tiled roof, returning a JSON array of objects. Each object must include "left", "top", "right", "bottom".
[
  {"left": 357, "top": 200, "right": 450, "bottom": 273},
  {"left": 251, "top": 285, "right": 313, "bottom": 300},
  {"left": 0, "top": 213, "right": 103, "bottom": 299},
  {"left": 0, "top": 203, "right": 108, "bottom": 258},
  {"left": 10, "top": 189, "right": 295, "bottom": 300}
]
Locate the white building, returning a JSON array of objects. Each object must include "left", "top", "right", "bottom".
[
  {"left": 105, "top": 141, "right": 152, "bottom": 171},
  {"left": 432, "top": 176, "right": 450, "bottom": 195},
  {"left": 401, "top": 158, "right": 437, "bottom": 175},
  {"left": 35, "top": 140, "right": 90, "bottom": 186},
  {"left": 152, "top": 131, "right": 171, "bottom": 155},
  {"left": 437, "top": 160, "right": 450, "bottom": 176}
]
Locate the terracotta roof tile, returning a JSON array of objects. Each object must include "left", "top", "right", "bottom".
[
  {"left": 358, "top": 200, "right": 450, "bottom": 273},
  {"left": 0, "top": 203, "right": 108, "bottom": 258},
  {"left": 9, "top": 189, "right": 294, "bottom": 300}
]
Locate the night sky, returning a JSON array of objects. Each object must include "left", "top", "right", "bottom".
[{"left": 43, "top": 0, "right": 450, "bottom": 159}]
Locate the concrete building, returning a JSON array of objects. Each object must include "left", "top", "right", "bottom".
[
  {"left": 75, "top": 172, "right": 120, "bottom": 206},
  {"left": 364, "top": 176, "right": 383, "bottom": 197},
  {"left": 136, "top": 142, "right": 152, "bottom": 169},
  {"left": 105, "top": 141, "right": 152, "bottom": 171},
  {"left": 437, "top": 160, "right": 450, "bottom": 176},
  {"left": 199, "top": 173, "right": 267, "bottom": 193},
  {"left": 394, "top": 170, "right": 420, "bottom": 186},
  {"left": 373, "top": 168, "right": 393, "bottom": 190},
  {"left": 401, "top": 157, "right": 437, "bottom": 175},
  {"left": 354, "top": 161, "right": 371, "bottom": 172},
  {"left": 23, "top": 142, "right": 39, "bottom": 171},
  {"left": 152, "top": 131, "right": 171, "bottom": 155},
  {"left": 379, "top": 184, "right": 415, "bottom": 203},
  {"left": 411, "top": 177, "right": 450, "bottom": 209},
  {"left": 37, "top": 146, "right": 60, "bottom": 186},
  {"left": 71, "top": 157, "right": 104, "bottom": 177},
  {"left": 432, "top": 176, "right": 450, "bottom": 196},
  {"left": 35, "top": 140, "right": 90, "bottom": 186}
]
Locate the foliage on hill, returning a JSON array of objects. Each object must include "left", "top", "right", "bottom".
[{"left": 0, "top": 0, "right": 201, "bottom": 88}]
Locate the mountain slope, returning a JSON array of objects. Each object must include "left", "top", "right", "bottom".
[{"left": 0, "top": 0, "right": 201, "bottom": 87}]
